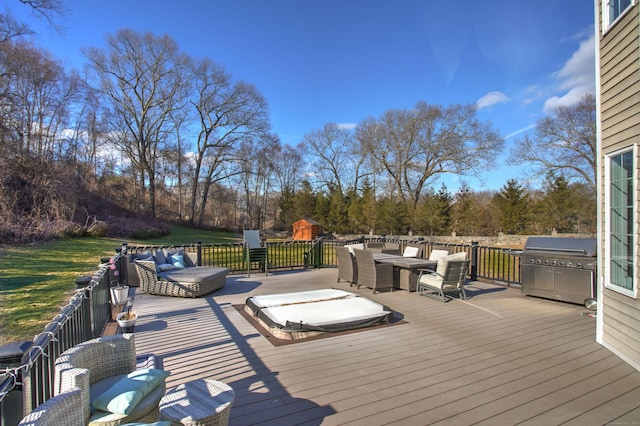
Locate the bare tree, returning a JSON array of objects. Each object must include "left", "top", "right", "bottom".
[
  {"left": 0, "top": 0, "right": 67, "bottom": 42},
  {"left": 301, "top": 123, "right": 367, "bottom": 196},
  {"left": 0, "top": 40, "right": 80, "bottom": 159},
  {"left": 189, "top": 57, "right": 270, "bottom": 226},
  {"left": 356, "top": 101, "right": 503, "bottom": 210},
  {"left": 272, "top": 143, "right": 304, "bottom": 230},
  {"left": 84, "top": 29, "right": 191, "bottom": 217},
  {"left": 509, "top": 94, "right": 596, "bottom": 194}
]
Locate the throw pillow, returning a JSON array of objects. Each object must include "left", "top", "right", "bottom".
[
  {"left": 163, "top": 248, "right": 184, "bottom": 260},
  {"left": 157, "top": 263, "right": 177, "bottom": 272},
  {"left": 170, "top": 254, "right": 185, "bottom": 269},
  {"left": 92, "top": 369, "right": 170, "bottom": 415},
  {"left": 134, "top": 252, "right": 153, "bottom": 262},
  {"left": 153, "top": 250, "right": 168, "bottom": 265}
]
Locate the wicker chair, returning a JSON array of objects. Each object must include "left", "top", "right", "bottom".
[
  {"left": 335, "top": 246, "right": 357, "bottom": 286},
  {"left": 416, "top": 259, "right": 471, "bottom": 302},
  {"left": 54, "top": 334, "right": 165, "bottom": 425},
  {"left": 18, "top": 388, "right": 84, "bottom": 426},
  {"left": 353, "top": 248, "right": 394, "bottom": 293}
]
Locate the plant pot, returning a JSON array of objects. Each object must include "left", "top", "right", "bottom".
[
  {"left": 110, "top": 286, "right": 129, "bottom": 305},
  {"left": 116, "top": 311, "right": 137, "bottom": 331}
]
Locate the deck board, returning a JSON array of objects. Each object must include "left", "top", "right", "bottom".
[{"left": 130, "top": 268, "right": 640, "bottom": 425}]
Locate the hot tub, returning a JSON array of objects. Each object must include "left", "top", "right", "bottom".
[{"left": 245, "top": 289, "right": 393, "bottom": 340}]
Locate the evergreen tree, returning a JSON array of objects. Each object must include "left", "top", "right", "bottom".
[
  {"left": 538, "top": 174, "right": 579, "bottom": 233},
  {"left": 451, "top": 183, "right": 477, "bottom": 235},
  {"left": 293, "top": 181, "right": 317, "bottom": 221},
  {"left": 492, "top": 179, "right": 530, "bottom": 234}
]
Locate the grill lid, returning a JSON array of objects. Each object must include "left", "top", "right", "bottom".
[{"left": 523, "top": 237, "right": 597, "bottom": 257}]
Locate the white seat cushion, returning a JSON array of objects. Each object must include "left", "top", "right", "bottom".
[{"left": 403, "top": 246, "right": 420, "bottom": 257}]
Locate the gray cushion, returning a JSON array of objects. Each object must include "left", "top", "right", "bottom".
[{"left": 158, "top": 267, "right": 228, "bottom": 284}]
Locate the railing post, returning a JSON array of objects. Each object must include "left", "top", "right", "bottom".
[
  {"left": 197, "top": 241, "right": 203, "bottom": 266},
  {"left": 470, "top": 241, "right": 479, "bottom": 281},
  {"left": 314, "top": 239, "right": 323, "bottom": 268}
]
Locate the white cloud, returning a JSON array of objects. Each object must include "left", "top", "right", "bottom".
[
  {"left": 543, "top": 33, "right": 595, "bottom": 112},
  {"left": 336, "top": 122, "right": 357, "bottom": 130},
  {"left": 476, "top": 91, "right": 510, "bottom": 109}
]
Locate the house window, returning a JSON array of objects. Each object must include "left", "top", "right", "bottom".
[
  {"left": 606, "top": 149, "right": 636, "bottom": 296},
  {"left": 604, "top": 0, "right": 634, "bottom": 31}
]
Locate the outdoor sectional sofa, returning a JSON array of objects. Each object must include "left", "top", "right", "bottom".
[{"left": 128, "top": 248, "right": 228, "bottom": 298}]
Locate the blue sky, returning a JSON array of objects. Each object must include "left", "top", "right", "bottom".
[{"left": 9, "top": 0, "right": 596, "bottom": 191}]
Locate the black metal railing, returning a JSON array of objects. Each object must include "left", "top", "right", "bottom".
[
  {"left": 0, "top": 249, "right": 121, "bottom": 425},
  {"left": 1, "top": 237, "right": 522, "bottom": 425}
]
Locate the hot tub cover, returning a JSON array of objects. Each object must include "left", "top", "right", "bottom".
[{"left": 245, "top": 289, "right": 392, "bottom": 334}]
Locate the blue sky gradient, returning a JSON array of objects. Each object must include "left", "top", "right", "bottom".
[{"left": 8, "top": 0, "right": 596, "bottom": 190}]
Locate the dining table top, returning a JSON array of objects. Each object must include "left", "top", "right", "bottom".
[{"left": 372, "top": 253, "right": 437, "bottom": 269}]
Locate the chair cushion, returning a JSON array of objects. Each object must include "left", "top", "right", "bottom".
[
  {"left": 435, "top": 252, "right": 467, "bottom": 276},
  {"left": 428, "top": 249, "right": 450, "bottom": 261},
  {"left": 345, "top": 243, "right": 365, "bottom": 255},
  {"left": 92, "top": 369, "right": 170, "bottom": 415},
  {"left": 88, "top": 381, "right": 165, "bottom": 426},
  {"left": 403, "top": 246, "right": 420, "bottom": 257},
  {"left": 158, "top": 266, "right": 228, "bottom": 284}
]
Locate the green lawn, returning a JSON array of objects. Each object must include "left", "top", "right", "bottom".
[{"left": 0, "top": 226, "right": 240, "bottom": 345}]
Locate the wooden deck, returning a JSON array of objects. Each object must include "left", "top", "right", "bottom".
[{"left": 130, "top": 268, "right": 640, "bottom": 425}]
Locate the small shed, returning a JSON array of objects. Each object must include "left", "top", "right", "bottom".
[{"left": 292, "top": 218, "right": 321, "bottom": 241}]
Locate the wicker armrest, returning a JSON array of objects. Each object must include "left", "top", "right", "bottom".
[{"left": 19, "top": 387, "right": 84, "bottom": 426}]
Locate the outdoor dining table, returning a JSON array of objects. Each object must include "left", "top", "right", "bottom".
[{"left": 372, "top": 253, "right": 437, "bottom": 291}]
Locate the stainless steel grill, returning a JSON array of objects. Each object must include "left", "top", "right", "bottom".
[{"left": 521, "top": 237, "right": 597, "bottom": 305}]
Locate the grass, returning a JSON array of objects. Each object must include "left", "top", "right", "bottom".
[{"left": 0, "top": 226, "right": 241, "bottom": 345}]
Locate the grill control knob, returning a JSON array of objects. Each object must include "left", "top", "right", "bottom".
[
  {"left": 558, "top": 261, "right": 564, "bottom": 267},
  {"left": 576, "top": 262, "right": 582, "bottom": 269}
]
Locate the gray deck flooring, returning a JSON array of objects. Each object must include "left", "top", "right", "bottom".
[{"left": 130, "top": 268, "right": 640, "bottom": 425}]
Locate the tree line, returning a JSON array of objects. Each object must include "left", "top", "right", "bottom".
[{"left": 0, "top": 9, "right": 596, "bottom": 242}]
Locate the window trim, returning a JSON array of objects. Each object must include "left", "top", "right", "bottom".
[
  {"left": 602, "top": 0, "right": 635, "bottom": 33},
  {"left": 604, "top": 145, "right": 638, "bottom": 298}
]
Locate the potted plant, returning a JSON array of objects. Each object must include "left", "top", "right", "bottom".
[
  {"left": 116, "top": 298, "right": 137, "bottom": 331},
  {"left": 108, "top": 257, "right": 129, "bottom": 305}
]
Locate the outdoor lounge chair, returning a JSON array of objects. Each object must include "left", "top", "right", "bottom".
[
  {"left": 335, "top": 245, "right": 357, "bottom": 285},
  {"left": 133, "top": 251, "right": 228, "bottom": 298},
  {"left": 353, "top": 248, "right": 394, "bottom": 293},
  {"left": 18, "top": 387, "right": 84, "bottom": 426},
  {"left": 416, "top": 257, "right": 471, "bottom": 302},
  {"left": 244, "top": 230, "right": 268, "bottom": 277},
  {"left": 54, "top": 334, "right": 166, "bottom": 425}
]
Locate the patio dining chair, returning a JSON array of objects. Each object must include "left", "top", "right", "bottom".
[
  {"left": 335, "top": 245, "right": 357, "bottom": 286},
  {"left": 416, "top": 258, "right": 471, "bottom": 302},
  {"left": 353, "top": 248, "right": 394, "bottom": 293}
]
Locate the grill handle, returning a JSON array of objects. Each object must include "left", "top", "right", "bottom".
[{"left": 524, "top": 246, "right": 588, "bottom": 255}]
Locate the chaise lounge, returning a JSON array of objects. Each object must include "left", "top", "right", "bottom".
[{"left": 130, "top": 248, "right": 228, "bottom": 298}]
